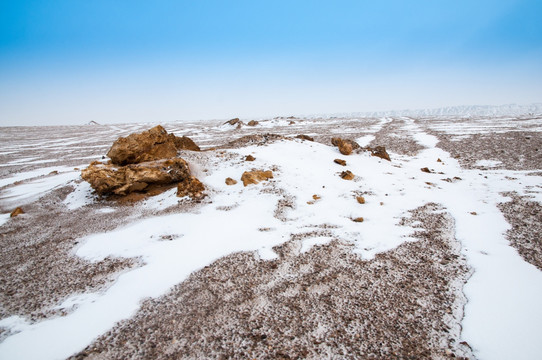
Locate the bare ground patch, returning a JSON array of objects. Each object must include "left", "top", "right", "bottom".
[
  {"left": 72, "top": 203, "right": 472, "bottom": 360},
  {"left": 369, "top": 119, "right": 426, "bottom": 156},
  {"left": 498, "top": 192, "right": 542, "bottom": 271}
]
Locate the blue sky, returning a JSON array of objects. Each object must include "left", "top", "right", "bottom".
[{"left": 1, "top": 0, "right": 541, "bottom": 125}]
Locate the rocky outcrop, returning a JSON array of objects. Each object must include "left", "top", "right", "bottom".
[
  {"left": 82, "top": 125, "right": 204, "bottom": 199},
  {"left": 241, "top": 170, "right": 274, "bottom": 186},
  {"left": 106, "top": 125, "right": 200, "bottom": 166},
  {"left": 82, "top": 159, "right": 192, "bottom": 196}
]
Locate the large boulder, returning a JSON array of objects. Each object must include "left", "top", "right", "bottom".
[
  {"left": 106, "top": 125, "right": 199, "bottom": 166},
  {"left": 331, "top": 137, "right": 360, "bottom": 155},
  {"left": 81, "top": 158, "right": 192, "bottom": 196}
]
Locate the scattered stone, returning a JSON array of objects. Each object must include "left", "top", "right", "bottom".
[
  {"left": 356, "top": 196, "right": 366, "bottom": 204},
  {"left": 367, "top": 146, "right": 391, "bottom": 161},
  {"left": 221, "top": 134, "right": 284, "bottom": 148},
  {"left": 312, "top": 195, "right": 321, "bottom": 200},
  {"left": 82, "top": 158, "right": 192, "bottom": 196},
  {"left": 49, "top": 171, "right": 59, "bottom": 175},
  {"left": 10, "top": 207, "right": 24, "bottom": 217},
  {"left": 241, "top": 170, "right": 274, "bottom": 186},
  {"left": 437, "top": 158, "right": 442, "bottom": 162},
  {"left": 245, "top": 155, "right": 256, "bottom": 161},
  {"left": 332, "top": 137, "right": 358, "bottom": 155},
  {"left": 334, "top": 159, "right": 347, "bottom": 166},
  {"left": 289, "top": 121, "right": 296, "bottom": 125},
  {"left": 296, "top": 135, "right": 314, "bottom": 142},
  {"left": 225, "top": 178, "right": 237, "bottom": 186},
  {"left": 224, "top": 118, "right": 241, "bottom": 126},
  {"left": 470, "top": 212, "right": 477, "bottom": 216},
  {"left": 380, "top": 202, "right": 384, "bottom": 206},
  {"left": 247, "top": 120, "right": 259, "bottom": 126},
  {"left": 340, "top": 171, "right": 355, "bottom": 180},
  {"left": 352, "top": 217, "right": 364, "bottom": 223},
  {"left": 177, "top": 176, "right": 205, "bottom": 199},
  {"left": 421, "top": 167, "right": 432, "bottom": 173}
]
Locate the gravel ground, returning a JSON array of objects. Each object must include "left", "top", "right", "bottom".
[{"left": 72, "top": 203, "right": 472, "bottom": 360}]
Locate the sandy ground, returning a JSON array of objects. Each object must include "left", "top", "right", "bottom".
[{"left": 1, "top": 115, "right": 541, "bottom": 358}]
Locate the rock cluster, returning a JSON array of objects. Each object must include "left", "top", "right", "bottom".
[
  {"left": 82, "top": 125, "right": 203, "bottom": 199},
  {"left": 332, "top": 137, "right": 359, "bottom": 155}
]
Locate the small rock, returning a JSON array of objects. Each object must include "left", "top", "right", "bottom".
[
  {"left": 421, "top": 167, "right": 432, "bottom": 173},
  {"left": 352, "top": 217, "right": 364, "bottom": 223},
  {"left": 367, "top": 146, "right": 391, "bottom": 161},
  {"left": 356, "top": 196, "right": 365, "bottom": 204},
  {"left": 241, "top": 170, "right": 274, "bottom": 186},
  {"left": 289, "top": 121, "right": 296, "bottom": 125},
  {"left": 340, "top": 171, "right": 354, "bottom": 180},
  {"left": 10, "top": 207, "right": 24, "bottom": 217},
  {"left": 470, "top": 211, "right": 477, "bottom": 215},
  {"left": 225, "top": 177, "right": 237, "bottom": 186},
  {"left": 437, "top": 158, "right": 442, "bottom": 162},
  {"left": 49, "top": 171, "right": 59, "bottom": 175},
  {"left": 334, "top": 159, "right": 347, "bottom": 166},
  {"left": 312, "top": 194, "right": 321, "bottom": 200},
  {"left": 225, "top": 118, "right": 240, "bottom": 126},
  {"left": 296, "top": 134, "right": 314, "bottom": 141},
  {"left": 177, "top": 176, "right": 205, "bottom": 199},
  {"left": 247, "top": 120, "right": 259, "bottom": 126},
  {"left": 245, "top": 155, "right": 256, "bottom": 161}
]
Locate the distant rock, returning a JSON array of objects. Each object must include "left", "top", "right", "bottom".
[
  {"left": 177, "top": 176, "right": 205, "bottom": 199},
  {"left": 421, "top": 167, "right": 432, "bottom": 173},
  {"left": 221, "top": 134, "right": 284, "bottom": 148},
  {"left": 224, "top": 118, "right": 243, "bottom": 126},
  {"left": 356, "top": 196, "right": 365, "bottom": 204},
  {"left": 241, "top": 170, "right": 274, "bottom": 186},
  {"left": 10, "top": 207, "right": 24, "bottom": 217},
  {"left": 352, "top": 217, "right": 364, "bottom": 222},
  {"left": 106, "top": 125, "right": 199, "bottom": 166},
  {"left": 247, "top": 120, "right": 259, "bottom": 126},
  {"left": 334, "top": 159, "right": 347, "bottom": 166},
  {"left": 332, "top": 137, "right": 360, "bottom": 155},
  {"left": 340, "top": 170, "right": 355, "bottom": 180},
  {"left": 87, "top": 120, "right": 100, "bottom": 125},
  {"left": 245, "top": 155, "right": 256, "bottom": 161},
  {"left": 225, "top": 177, "right": 237, "bottom": 185},
  {"left": 295, "top": 134, "right": 314, "bottom": 141},
  {"left": 82, "top": 158, "right": 192, "bottom": 196},
  {"left": 367, "top": 146, "right": 391, "bottom": 162}
]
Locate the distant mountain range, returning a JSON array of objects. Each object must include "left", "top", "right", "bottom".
[{"left": 320, "top": 103, "right": 542, "bottom": 119}]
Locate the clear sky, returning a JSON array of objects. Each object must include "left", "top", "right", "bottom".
[{"left": 1, "top": 0, "right": 541, "bottom": 125}]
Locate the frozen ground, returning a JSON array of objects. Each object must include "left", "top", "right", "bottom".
[{"left": 0, "top": 114, "right": 541, "bottom": 359}]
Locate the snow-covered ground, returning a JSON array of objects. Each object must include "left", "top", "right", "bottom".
[{"left": 0, "top": 114, "right": 541, "bottom": 359}]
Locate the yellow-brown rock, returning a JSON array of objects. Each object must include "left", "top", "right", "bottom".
[
  {"left": 173, "top": 135, "right": 200, "bottom": 151},
  {"left": 245, "top": 155, "right": 256, "bottom": 161},
  {"left": 334, "top": 159, "right": 347, "bottom": 166},
  {"left": 247, "top": 120, "right": 259, "bottom": 126},
  {"left": 241, "top": 170, "right": 274, "bottom": 186},
  {"left": 340, "top": 170, "right": 355, "bottom": 180},
  {"left": 10, "top": 207, "right": 24, "bottom": 217},
  {"left": 352, "top": 217, "right": 364, "bottom": 223},
  {"left": 356, "top": 196, "right": 365, "bottom": 204},
  {"left": 225, "top": 177, "right": 237, "bottom": 185},
  {"left": 81, "top": 158, "right": 191, "bottom": 196},
  {"left": 177, "top": 176, "right": 205, "bottom": 199}
]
